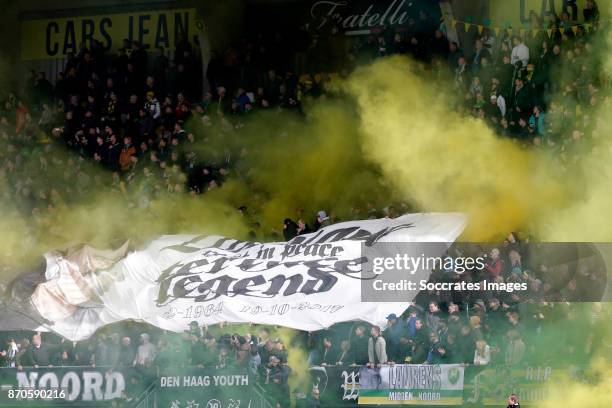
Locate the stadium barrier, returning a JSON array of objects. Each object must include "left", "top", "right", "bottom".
[{"left": 0, "top": 364, "right": 584, "bottom": 407}]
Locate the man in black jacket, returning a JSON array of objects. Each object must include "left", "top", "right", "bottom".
[
  {"left": 349, "top": 325, "right": 369, "bottom": 365},
  {"left": 20, "top": 334, "right": 60, "bottom": 367},
  {"left": 118, "top": 336, "right": 136, "bottom": 366},
  {"left": 512, "top": 78, "right": 533, "bottom": 122},
  {"left": 317, "top": 337, "right": 338, "bottom": 366}
]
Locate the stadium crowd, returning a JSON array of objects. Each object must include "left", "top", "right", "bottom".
[
  {"left": 0, "top": 1, "right": 609, "bottom": 406},
  {"left": 0, "top": 6, "right": 605, "bottom": 224}
]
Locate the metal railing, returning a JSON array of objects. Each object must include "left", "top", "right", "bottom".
[
  {"left": 250, "top": 383, "right": 276, "bottom": 408},
  {"left": 134, "top": 380, "right": 158, "bottom": 408}
]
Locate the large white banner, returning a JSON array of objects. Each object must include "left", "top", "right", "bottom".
[{"left": 29, "top": 213, "right": 466, "bottom": 340}]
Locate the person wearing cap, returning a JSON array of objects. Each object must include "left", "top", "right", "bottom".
[
  {"left": 259, "top": 355, "right": 287, "bottom": 407},
  {"left": 316, "top": 210, "right": 332, "bottom": 230},
  {"left": 261, "top": 354, "right": 281, "bottom": 380},
  {"left": 383, "top": 313, "right": 405, "bottom": 363}
]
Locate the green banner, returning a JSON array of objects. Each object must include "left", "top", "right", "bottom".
[
  {"left": 156, "top": 367, "right": 254, "bottom": 408},
  {"left": 358, "top": 364, "right": 464, "bottom": 405},
  {"left": 463, "top": 365, "right": 584, "bottom": 406}
]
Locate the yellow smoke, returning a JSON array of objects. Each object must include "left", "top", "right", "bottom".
[
  {"left": 538, "top": 303, "right": 612, "bottom": 408},
  {"left": 275, "top": 327, "right": 310, "bottom": 392},
  {"left": 343, "top": 57, "right": 564, "bottom": 240},
  {"left": 541, "top": 367, "right": 612, "bottom": 408},
  {"left": 183, "top": 104, "right": 393, "bottom": 234},
  {"left": 0, "top": 144, "right": 249, "bottom": 271},
  {"left": 537, "top": 6, "right": 612, "bottom": 406},
  {"left": 537, "top": 32, "right": 612, "bottom": 242}
]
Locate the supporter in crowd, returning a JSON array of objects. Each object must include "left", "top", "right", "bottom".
[
  {"left": 349, "top": 325, "right": 369, "bottom": 365},
  {"left": 17, "top": 334, "right": 59, "bottom": 368},
  {"left": 133, "top": 333, "right": 156, "bottom": 367},
  {"left": 367, "top": 326, "right": 387, "bottom": 367},
  {"left": 474, "top": 340, "right": 491, "bottom": 365},
  {"left": 410, "top": 318, "right": 431, "bottom": 363},
  {"left": 511, "top": 36, "right": 530, "bottom": 67},
  {"left": 504, "top": 330, "right": 526, "bottom": 365},
  {"left": 119, "top": 336, "right": 136, "bottom": 367},
  {"left": 283, "top": 218, "right": 299, "bottom": 240},
  {"left": 314, "top": 337, "right": 337, "bottom": 366},
  {"left": 0, "top": 339, "right": 17, "bottom": 367},
  {"left": 315, "top": 210, "right": 332, "bottom": 230},
  {"left": 259, "top": 355, "right": 290, "bottom": 407},
  {"left": 383, "top": 313, "right": 404, "bottom": 363}
]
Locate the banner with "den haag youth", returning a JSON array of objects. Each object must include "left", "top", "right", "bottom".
[{"left": 19, "top": 213, "right": 465, "bottom": 340}]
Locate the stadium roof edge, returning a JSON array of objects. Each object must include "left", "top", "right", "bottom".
[{"left": 18, "top": 0, "right": 197, "bottom": 21}]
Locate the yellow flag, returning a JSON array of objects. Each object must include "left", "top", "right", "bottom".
[
  {"left": 477, "top": 25, "right": 484, "bottom": 35},
  {"left": 571, "top": 25, "right": 579, "bottom": 35},
  {"left": 546, "top": 28, "right": 553, "bottom": 38},
  {"left": 464, "top": 22, "right": 471, "bottom": 32},
  {"left": 451, "top": 19, "right": 457, "bottom": 29},
  {"left": 532, "top": 28, "right": 540, "bottom": 38},
  {"left": 559, "top": 27, "right": 565, "bottom": 34},
  {"left": 494, "top": 27, "right": 501, "bottom": 37}
]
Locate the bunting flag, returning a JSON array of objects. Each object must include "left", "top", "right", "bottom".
[{"left": 447, "top": 17, "right": 605, "bottom": 38}]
